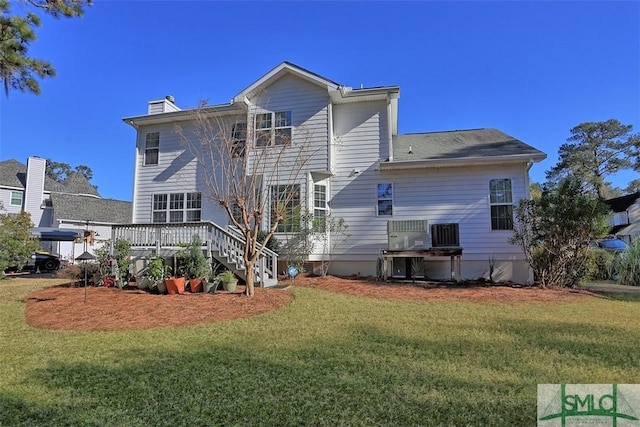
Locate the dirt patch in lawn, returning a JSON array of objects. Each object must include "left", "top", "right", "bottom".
[{"left": 25, "top": 275, "right": 593, "bottom": 331}]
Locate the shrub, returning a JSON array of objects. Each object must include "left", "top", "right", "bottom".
[
  {"left": 510, "top": 176, "right": 610, "bottom": 288},
  {"left": 56, "top": 262, "right": 101, "bottom": 285},
  {"left": 585, "top": 248, "right": 620, "bottom": 281},
  {"left": 55, "top": 264, "right": 82, "bottom": 283},
  {"left": 257, "top": 229, "right": 281, "bottom": 253},
  {"left": 619, "top": 239, "right": 640, "bottom": 286}
]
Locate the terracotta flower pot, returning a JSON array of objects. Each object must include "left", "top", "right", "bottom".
[
  {"left": 165, "top": 277, "right": 186, "bottom": 295},
  {"left": 189, "top": 278, "right": 203, "bottom": 293}
]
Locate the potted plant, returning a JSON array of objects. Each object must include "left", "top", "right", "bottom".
[
  {"left": 147, "top": 256, "right": 170, "bottom": 294},
  {"left": 165, "top": 275, "right": 186, "bottom": 295},
  {"left": 203, "top": 261, "right": 222, "bottom": 293},
  {"left": 216, "top": 269, "right": 238, "bottom": 292},
  {"left": 177, "top": 236, "right": 211, "bottom": 293}
]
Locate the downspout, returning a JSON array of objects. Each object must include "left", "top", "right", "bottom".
[
  {"left": 525, "top": 159, "right": 534, "bottom": 199},
  {"left": 126, "top": 119, "right": 140, "bottom": 223},
  {"left": 387, "top": 93, "right": 393, "bottom": 162},
  {"left": 327, "top": 101, "right": 334, "bottom": 174},
  {"left": 525, "top": 159, "right": 534, "bottom": 284}
]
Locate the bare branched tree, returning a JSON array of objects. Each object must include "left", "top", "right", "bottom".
[{"left": 176, "top": 100, "right": 317, "bottom": 296}]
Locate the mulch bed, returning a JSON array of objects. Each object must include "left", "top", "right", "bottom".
[{"left": 25, "top": 275, "right": 594, "bottom": 331}]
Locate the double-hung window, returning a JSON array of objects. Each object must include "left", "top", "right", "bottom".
[
  {"left": 377, "top": 183, "right": 393, "bottom": 216},
  {"left": 186, "top": 192, "right": 202, "bottom": 221},
  {"left": 489, "top": 179, "right": 513, "bottom": 230},
  {"left": 152, "top": 192, "right": 202, "bottom": 223},
  {"left": 254, "top": 111, "right": 292, "bottom": 147},
  {"left": 313, "top": 184, "right": 327, "bottom": 231},
  {"left": 144, "top": 132, "right": 159, "bottom": 165},
  {"left": 274, "top": 111, "right": 292, "bottom": 145},
  {"left": 10, "top": 191, "right": 22, "bottom": 206},
  {"left": 169, "top": 193, "right": 185, "bottom": 222},
  {"left": 271, "top": 184, "right": 300, "bottom": 232},
  {"left": 152, "top": 194, "right": 168, "bottom": 222},
  {"left": 255, "top": 113, "right": 272, "bottom": 147},
  {"left": 231, "top": 122, "right": 247, "bottom": 157}
]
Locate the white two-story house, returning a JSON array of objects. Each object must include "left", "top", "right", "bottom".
[{"left": 119, "top": 62, "right": 546, "bottom": 285}]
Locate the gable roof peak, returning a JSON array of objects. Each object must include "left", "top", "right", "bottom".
[{"left": 234, "top": 61, "right": 340, "bottom": 102}]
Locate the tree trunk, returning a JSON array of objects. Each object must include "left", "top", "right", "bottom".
[{"left": 245, "top": 259, "right": 255, "bottom": 297}]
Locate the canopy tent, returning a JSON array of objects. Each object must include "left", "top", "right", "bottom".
[{"left": 29, "top": 227, "right": 83, "bottom": 242}]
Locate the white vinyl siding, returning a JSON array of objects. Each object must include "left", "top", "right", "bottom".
[
  {"left": 247, "top": 75, "right": 330, "bottom": 174},
  {"left": 330, "top": 158, "right": 528, "bottom": 264},
  {"left": 133, "top": 122, "right": 230, "bottom": 225}
]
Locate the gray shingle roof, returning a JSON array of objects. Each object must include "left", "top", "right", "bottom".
[
  {"left": 605, "top": 192, "right": 640, "bottom": 213},
  {"left": 0, "top": 159, "right": 26, "bottom": 188},
  {"left": 0, "top": 158, "right": 130, "bottom": 224},
  {"left": 391, "top": 128, "right": 546, "bottom": 162},
  {"left": 50, "top": 193, "right": 132, "bottom": 224},
  {"left": 0, "top": 159, "right": 99, "bottom": 196}
]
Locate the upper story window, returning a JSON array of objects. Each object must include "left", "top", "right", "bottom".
[
  {"left": 255, "top": 111, "right": 292, "bottom": 147},
  {"left": 152, "top": 192, "right": 201, "bottom": 223},
  {"left": 231, "top": 122, "right": 247, "bottom": 157},
  {"left": 144, "top": 132, "right": 160, "bottom": 165},
  {"left": 10, "top": 191, "right": 22, "bottom": 206},
  {"left": 313, "top": 184, "right": 327, "bottom": 231},
  {"left": 489, "top": 178, "right": 513, "bottom": 230},
  {"left": 377, "top": 183, "right": 393, "bottom": 216}
]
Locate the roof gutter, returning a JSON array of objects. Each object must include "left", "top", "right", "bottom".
[
  {"left": 379, "top": 153, "right": 547, "bottom": 170},
  {"left": 123, "top": 102, "right": 242, "bottom": 128}
]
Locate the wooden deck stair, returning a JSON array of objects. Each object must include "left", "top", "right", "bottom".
[{"left": 111, "top": 221, "right": 278, "bottom": 287}]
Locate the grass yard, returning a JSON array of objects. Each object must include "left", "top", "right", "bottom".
[{"left": 1, "top": 277, "right": 639, "bottom": 426}]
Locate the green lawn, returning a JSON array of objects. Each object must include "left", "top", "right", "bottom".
[{"left": 1, "top": 278, "right": 639, "bottom": 426}]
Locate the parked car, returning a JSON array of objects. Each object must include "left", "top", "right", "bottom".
[
  {"left": 4, "top": 251, "right": 61, "bottom": 273},
  {"left": 592, "top": 237, "right": 629, "bottom": 253}
]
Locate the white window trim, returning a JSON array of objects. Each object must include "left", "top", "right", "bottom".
[
  {"left": 144, "top": 132, "right": 160, "bottom": 166},
  {"left": 152, "top": 192, "right": 201, "bottom": 223},
  {"left": 10, "top": 191, "right": 22, "bottom": 206},
  {"left": 254, "top": 111, "right": 292, "bottom": 147},
  {"left": 489, "top": 178, "right": 513, "bottom": 230},
  {"left": 377, "top": 183, "right": 393, "bottom": 216},
  {"left": 270, "top": 184, "right": 301, "bottom": 233},
  {"left": 313, "top": 183, "right": 328, "bottom": 230}
]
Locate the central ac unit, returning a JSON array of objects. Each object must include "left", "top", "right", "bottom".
[{"left": 387, "top": 219, "right": 429, "bottom": 250}]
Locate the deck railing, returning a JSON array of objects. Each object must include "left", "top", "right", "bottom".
[{"left": 111, "top": 221, "right": 278, "bottom": 286}]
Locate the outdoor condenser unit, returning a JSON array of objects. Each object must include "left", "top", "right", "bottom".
[{"left": 387, "top": 219, "right": 430, "bottom": 250}]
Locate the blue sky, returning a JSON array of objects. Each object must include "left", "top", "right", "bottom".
[{"left": 1, "top": 1, "right": 638, "bottom": 202}]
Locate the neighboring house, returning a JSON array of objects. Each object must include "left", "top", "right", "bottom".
[
  {"left": 119, "top": 62, "right": 546, "bottom": 285},
  {"left": 605, "top": 192, "right": 640, "bottom": 243},
  {"left": 0, "top": 157, "right": 132, "bottom": 262}
]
